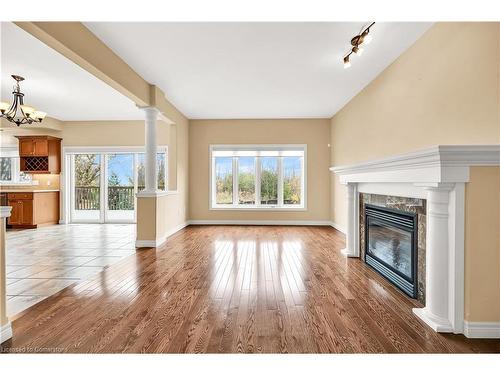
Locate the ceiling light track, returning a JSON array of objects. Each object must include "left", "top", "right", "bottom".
[
  {"left": 0, "top": 75, "right": 47, "bottom": 126},
  {"left": 343, "top": 22, "right": 375, "bottom": 69}
]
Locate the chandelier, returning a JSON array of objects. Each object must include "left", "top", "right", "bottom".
[{"left": 0, "top": 75, "right": 47, "bottom": 126}]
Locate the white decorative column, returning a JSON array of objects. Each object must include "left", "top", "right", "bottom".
[
  {"left": 0, "top": 206, "right": 12, "bottom": 343},
  {"left": 341, "top": 182, "right": 359, "bottom": 257},
  {"left": 413, "top": 184, "right": 455, "bottom": 332},
  {"left": 135, "top": 106, "right": 166, "bottom": 249},
  {"left": 143, "top": 106, "right": 160, "bottom": 193}
]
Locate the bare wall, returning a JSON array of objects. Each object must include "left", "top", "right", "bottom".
[{"left": 189, "top": 119, "right": 331, "bottom": 222}]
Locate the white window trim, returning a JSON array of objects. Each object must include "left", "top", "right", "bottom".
[{"left": 209, "top": 144, "right": 307, "bottom": 211}]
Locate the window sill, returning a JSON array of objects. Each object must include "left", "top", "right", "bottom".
[{"left": 210, "top": 206, "right": 306, "bottom": 212}]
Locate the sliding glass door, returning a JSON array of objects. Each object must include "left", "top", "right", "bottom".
[
  {"left": 72, "top": 153, "right": 102, "bottom": 222},
  {"left": 105, "top": 153, "right": 135, "bottom": 222},
  {"left": 69, "top": 149, "right": 167, "bottom": 224}
]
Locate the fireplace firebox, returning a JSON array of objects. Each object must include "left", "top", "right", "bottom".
[{"left": 364, "top": 204, "right": 418, "bottom": 298}]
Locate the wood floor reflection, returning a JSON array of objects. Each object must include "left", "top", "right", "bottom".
[{"left": 2, "top": 225, "right": 499, "bottom": 353}]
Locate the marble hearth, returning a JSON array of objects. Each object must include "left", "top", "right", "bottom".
[{"left": 330, "top": 145, "right": 500, "bottom": 336}]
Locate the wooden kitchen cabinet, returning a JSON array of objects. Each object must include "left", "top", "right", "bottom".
[
  {"left": 6, "top": 191, "right": 59, "bottom": 228},
  {"left": 19, "top": 138, "right": 35, "bottom": 156},
  {"left": 19, "top": 137, "right": 49, "bottom": 157},
  {"left": 16, "top": 136, "right": 62, "bottom": 173}
]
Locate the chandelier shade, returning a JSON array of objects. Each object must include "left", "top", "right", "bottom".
[{"left": 0, "top": 75, "right": 47, "bottom": 126}]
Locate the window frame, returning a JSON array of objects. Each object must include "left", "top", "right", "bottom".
[{"left": 209, "top": 144, "right": 307, "bottom": 211}]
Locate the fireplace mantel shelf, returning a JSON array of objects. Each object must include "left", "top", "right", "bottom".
[
  {"left": 329, "top": 144, "right": 500, "bottom": 338},
  {"left": 329, "top": 145, "right": 500, "bottom": 185}
]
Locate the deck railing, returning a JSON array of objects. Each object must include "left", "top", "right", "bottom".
[{"left": 75, "top": 186, "right": 135, "bottom": 210}]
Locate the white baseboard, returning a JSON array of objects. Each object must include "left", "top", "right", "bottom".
[
  {"left": 135, "top": 221, "right": 189, "bottom": 248},
  {"left": 1, "top": 322, "right": 12, "bottom": 343},
  {"left": 165, "top": 221, "right": 189, "bottom": 237},
  {"left": 463, "top": 321, "right": 500, "bottom": 338},
  {"left": 330, "top": 221, "right": 346, "bottom": 234},
  {"left": 135, "top": 220, "right": 341, "bottom": 246},
  {"left": 187, "top": 220, "right": 332, "bottom": 226},
  {"left": 135, "top": 237, "right": 166, "bottom": 248}
]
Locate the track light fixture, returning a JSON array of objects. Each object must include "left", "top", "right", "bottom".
[{"left": 343, "top": 22, "right": 375, "bottom": 69}]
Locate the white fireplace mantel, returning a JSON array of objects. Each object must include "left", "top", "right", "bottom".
[{"left": 329, "top": 145, "right": 500, "bottom": 337}]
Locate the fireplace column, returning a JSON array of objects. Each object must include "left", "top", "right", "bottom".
[
  {"left": 413, "top": 184, "right": 455, "bottom": 332},
  {"left": 341, "top": 182, "right": 359, "bottom": 257}
]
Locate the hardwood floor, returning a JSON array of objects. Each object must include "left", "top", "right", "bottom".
[{"left": 1, "top": 225, "right": 499, "bottom": 353}]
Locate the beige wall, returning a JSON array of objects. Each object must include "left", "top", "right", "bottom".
[
  {"left": 329, "top": 23, "right": 500, "bottom": 322},
  {"left": 189, "top": 119, "right": 331, "bottom": 222},
  {"left": 464, "top": 167, "right": 500, "bottom": 322}
]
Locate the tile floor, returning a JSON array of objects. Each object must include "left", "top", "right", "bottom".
[{"left": 6, "top": 224, "right": 136, "bottom": 316}]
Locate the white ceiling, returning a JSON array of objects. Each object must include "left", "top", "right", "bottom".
[
  {"left": 1, "top": 22, "right": 143, "bottom": 121},
  {"left": 86, "top": 22, "right": 433, "bottom": 119}
]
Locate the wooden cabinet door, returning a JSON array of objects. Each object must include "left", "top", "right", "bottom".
[
  {"left": 7, "top": 200, "right": 21, "bottom": 225},
  {"left": 19, "top": 139, "right": 34, "bottom": 156},
  {"left": 33, "top": 139, "right": 49, "bottom": 156},
  {"left": 20, "top": 199, "right": 33, "bottom": 225}
]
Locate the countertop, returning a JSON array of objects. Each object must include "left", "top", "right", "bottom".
[{"left": 0, "top": 189, "right": 60, "bottom": 193}]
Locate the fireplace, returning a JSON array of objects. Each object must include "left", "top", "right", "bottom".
[{"left": 364, "top": 204, "right": 418, "bottom": 298}]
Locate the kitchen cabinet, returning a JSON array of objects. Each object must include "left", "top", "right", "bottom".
[
  {"left": 16, "top": 136, "right": 62, "bottom": 173},
  {"left": 6, "top": 191, "right": 59, "bottom": 228},
  {"left": 19, "top": 137, "right": 49, "bottom": 157}
]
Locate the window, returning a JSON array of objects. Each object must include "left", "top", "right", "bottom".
[
  {"left": 260, "top": 157, "right": 278, "bottom": 205},
  {"left": 283, "top": 156, "right": 302, "bottom": 205},
  {"left": 0, "top": 150, "right": 32, "bottom": 184},
  {"left": 137, "top": 152, "right": 168, "bottom": 191},
  {"left": 210, "top": 145, "right": 306, "bottom": 209},
  {"left": 238, "top": 156, "right": 255, "bottom": 204},
  {"left": 214, "top": 157, "right": 233, "bottom": 204},
  {"left": 0, "top": 157, "right": 12, "bottom": 181}
]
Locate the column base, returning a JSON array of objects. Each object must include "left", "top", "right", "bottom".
[
  {"left": 135, "top": 235, "right": 167, "bottom": 248},
  {"left": 413, "top": 307, "right": 453, "bottom": 333},
  {"left": 341, "top": 248, "right": 358, "bottom": 258},
  {"left": 1, "top": 322, "right": 12, "bottom": 343}
]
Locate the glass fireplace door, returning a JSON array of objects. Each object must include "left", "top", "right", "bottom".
[
  {"left": 367, "top": 220, "right": 413, "bottom": 279},
  {"left": 364, "top": 204, "right": 418, "bottom": 298}
]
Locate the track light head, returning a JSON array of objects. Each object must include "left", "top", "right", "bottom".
[
  {"left": 352, "top": 46, "right": 364, "bottom": 56},
  {"left": 361, "top": 33, "right": 373, "bottom": 45},
  {"left": 343, "top": 55, "right": 351, "bottom": 69}
]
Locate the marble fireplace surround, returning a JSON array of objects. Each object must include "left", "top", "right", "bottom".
[{"left": 330, "top": 145, "right": 500, "bottom": 336}]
